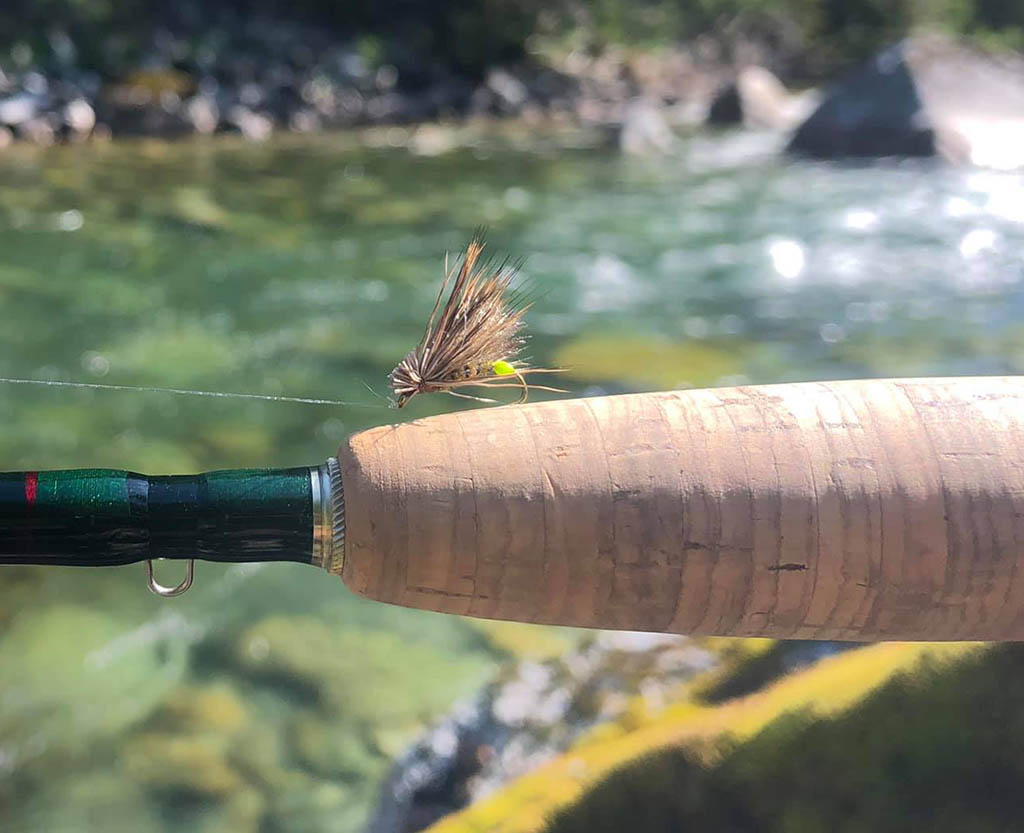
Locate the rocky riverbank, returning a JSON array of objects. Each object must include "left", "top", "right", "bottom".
[
  {"left": 6, "top": 5, "right": 1024, "bottom": 173},
  {"left": 4, "top": 0, "right": 1024, "bottom": 163},
  {"left": 0, "top": 16, "right": 756, "bottom": 147}
]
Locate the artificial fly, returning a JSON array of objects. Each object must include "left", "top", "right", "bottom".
[{"left": 388, "top": 234, "right": 565, "bottom": 408}]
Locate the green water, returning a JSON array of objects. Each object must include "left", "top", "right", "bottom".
[{"left": 1, "top": 126, "right": 1023, "bottom": 832}]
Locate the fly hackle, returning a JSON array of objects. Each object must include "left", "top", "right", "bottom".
[{"left": 388, "top": 233, "right": 563, "bottom": 408}]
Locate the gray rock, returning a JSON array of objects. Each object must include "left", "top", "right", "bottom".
[
  {"left": 486, "top": 69, "right": 528, "bottom": 111},
  {"left": 788, "top": 35, "right": 1024, "bottom": 167},
  {"left": 0, "top": 92, "right": 41, "bottom": 126},
  {"left": 63, "top": 98, "right": 95, "bottom": 134},
  {"left": 709, "top": 67, "right": 817, "bottom": 130},
  {"left": 18, "top": 116, "right": 55, "bottom": 145},
  {"left": 289, "top": 108, "right": 320, "bottom": 133},
  {"left": 22, "top": 71, "right": 47, "bottom": 95},
  {"left": 227, "top": 105, "right": 273, "bottom": 141},
  {"left": 618, "top": 98, "right": 676, "bottom": 155},
  {"left": 184, "top": 95, "right": 220, "bottom": 134},
  {"left": 741, "top": 67, "right": 818, "bottom": 130}
]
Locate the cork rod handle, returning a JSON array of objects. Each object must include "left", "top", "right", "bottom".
[{"left": 338, "top": 378, "right": 1024, "bottom": 641}]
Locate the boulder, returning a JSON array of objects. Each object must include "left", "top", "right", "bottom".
[
  {"left": 708, "top": 66, "right": 817, "bottom": 130},
  {"left": 63, "top": 98, "right": 95, "bottom": 135},
  {"left": 618, "top": 97, "right": 676, "bottom": 155},
  {"left": 0, "top": 92, "right": 42, "bottom": 125},
  {"left": 788, "top": 34, "right": 1024, "bottom": 168}
]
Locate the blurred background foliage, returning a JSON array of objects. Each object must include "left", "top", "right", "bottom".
[{"left": 2, "top": 0, "right": 1024, "bottom": 82}]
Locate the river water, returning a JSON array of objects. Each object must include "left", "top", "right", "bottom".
[{"left": 1, "top": 126, "right": 1022, "bottom": 832}]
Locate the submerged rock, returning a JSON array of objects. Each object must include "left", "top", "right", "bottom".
[
  {"left": 289, "top": 715, "right": 379, "bottom": 781},
  {"left": 788, "top": 34, "right": 1024, "bottom": 168},
  {"left": 617, "top": 98, "right": 676, "bottom": 155},
  {"left": 147, "top": 684, "right": 249, "bottom": 735},
  {"left": 121, "top": 683, "right": 252, "bottom": 800},
  {"left": 10, "top": 773, "right": 164, "bottom": 833},
  {"left": 0, "top": 603, "right": 187, "bottom": 778},
  {"left": 231, "top": 615, "right": 487, "bottom": 749},
  {"left": 124, "top": 733, "right": 244, "bottom": 797},
  {"left": 365, "top": 633, "right": 715, "bottom": 833}
]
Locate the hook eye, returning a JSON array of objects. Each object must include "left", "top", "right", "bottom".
[{"left": 145, "top": 559, "right": 195, "bottom": 598}]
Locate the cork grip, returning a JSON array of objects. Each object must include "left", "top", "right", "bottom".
[{"left": 338, "top": 378, "right": 1024, "bottom": 641}]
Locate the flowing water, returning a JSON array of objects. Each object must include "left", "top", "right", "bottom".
[{"left": 1, "top": 125, "right": 1023, "bottom": 832}]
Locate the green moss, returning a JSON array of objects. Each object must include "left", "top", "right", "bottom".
[
  {"left": 226, "top": 725, "right": 294, "bottom": 792},
  {"left": 547, "top": 645, "right": 1024, "bottom": 833},
  {"left": 0, "top": 604, "right": 186, "bottom": 776},
  {"left": 232, "top": 616, "right": 489, "bottom": 731},
  {"left": 197, "top": 787, "right": 267, "bottom": 833},
  {"left": 426, "top": 643, "right": 977, "bottom": 833},
  {"left": 465, "top": 618, "right": 581, "bottom": 660},
  {"left": 289, "top": 715, "right": 380, "bottom": 781},
  {"left": 555, "top": 333, "right": 746, "bottom": 390},
  {"left": 265, "top": 778, "right": 363, "bottom": 833},
  {"left": 8, "top": 774, "right": 164, "bottom": 833},
  {"left": 170, "top": 187, "right": 229, "bottom": 230},
  {"left": 694, "top": 640, "right": 853, "bottom": 705},
  {"left": 124, "top": 733, "right": 243, "bottom": 797},
  {"left": 145, "top": 684, "right": 249, "bottom": 734}
]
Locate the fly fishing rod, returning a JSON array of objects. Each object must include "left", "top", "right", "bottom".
[
  {"left": 3, "top": 376, "right": 1024, "bottom": 642},
  {"left": 3, "top": 237, "right": 1024, "bottom": 641}
]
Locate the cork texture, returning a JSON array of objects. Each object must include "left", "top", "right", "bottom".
[{"left": 338, "top": 378, "right": 1024, "bottom": 641}]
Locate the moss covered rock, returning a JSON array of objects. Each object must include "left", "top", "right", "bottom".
[
  {"left": 0, "top": 603, "right": 186, "bottom": 777},
  {"left": 290, "top": 715, "right": 381, "bottom": 781},
  {"left": 147, "top": 684, "right": 249, "bottom": 734},
  {"left": 547, "top": 644, "right": 1024, "bottom": 833},
  {"left": 555, "top": 333, "right": 746, "bottom": 390},
  {"left": 8, "top": 773, "right": 164, "bottom": 833},
  {"left": 124, "top": 733, "right": 243, "bottom": 797},
  {"left": 232, "top": 616, "right": 487, "bottom": 729},
  {"left": 425, "top": 642, "right": 979, "bottom": 833}
]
